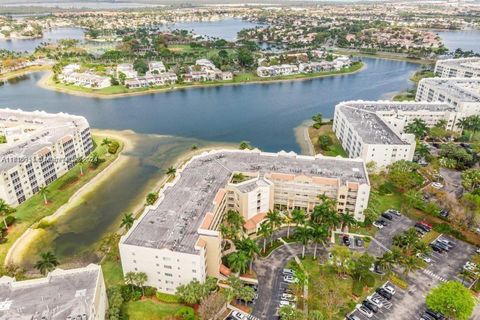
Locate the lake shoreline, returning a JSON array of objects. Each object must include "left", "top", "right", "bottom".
[{"left": 37, "top": 62, "right": 365, "bottom": 99}]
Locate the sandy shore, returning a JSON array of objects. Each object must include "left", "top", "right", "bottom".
[
  {"left": 0, "top": 66, "right": 51, "bottom": 82},
  {"left": 37, "top": 63, "right": 366, "bottom": 100},
  {"left": 4, "top": 129, "right": 133, "bottom": 266}
]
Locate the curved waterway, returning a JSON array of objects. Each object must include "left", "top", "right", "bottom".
[{"left": 0, "top": 57, "right": 419, "bottom": 266}]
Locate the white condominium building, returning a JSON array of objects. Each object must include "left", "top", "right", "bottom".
[
  {"left": 120, "top": 149, "right": 370, "bottom": 294},
  {"left": 0, "top": 264, "right": 107, "bottom": 320},
  {"left": 0, "top": 109, "right": 93, "bottom": 206},
  {"left": 416, "top": 78, "right": 480, "bottom": 118},
  {"left": 434, "top": 57, "right": 480, "bottom": 78},
  {"left": 333, "top": 101, "right": 458, "bottom": 167}
]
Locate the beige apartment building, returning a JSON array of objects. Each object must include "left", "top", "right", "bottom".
[
  {"left": 0, "top": 109, "right": 93, "bottom": 206},
  {"left": 120, "top": 149, "right": 370, "bottom": 294}
]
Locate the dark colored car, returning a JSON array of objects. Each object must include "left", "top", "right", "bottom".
[
  {"left": 355, "top": 238, "right": 364, "bottom": 247},
  {"left": 375, "top": 288, "right": 392, "bottom": 300},
  {"left": 415, "top": 223, "right": 430, "bottom": 232},
  {"left": 439, "top": 209, "right": 449, "bottom": 218},
  {"left": 343, "top": 235, "right": 351, "bottom": 246},
  {"left": 420, "top": 312, "right": 436, "bottom": 320},
  {"left": 430, "top": 243, "right": 444, "bottom": 253},
  {"left": 434, "top": 241, "right": 450, "bottom": 251},
  {"left": 425, "top": 309, "right": 445, "bottom": 320},
  {"left": 362, "top": 300, "right": 378, "bottom": 313},
  {"left": 381, "top": 212, "right": 393, "bottom": 220}
]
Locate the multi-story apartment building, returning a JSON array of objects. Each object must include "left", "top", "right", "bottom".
[
  {"left": 333, "top": 101, "right": 458, "bottom": 167},
  {"left": 416, "top": 77, "right": 480, "bottom": 118},
  {"left": 120, "top": 149, "right": 370, "bottom": 294},
  {"left": 0, "top": 264, "right": 107, "bottom": 320},
  {"left": 0, "top": 109, "right": 93, "bottom": 206},
  {"left": 434, "top": 57, "right": 480, "bottom": 78}
]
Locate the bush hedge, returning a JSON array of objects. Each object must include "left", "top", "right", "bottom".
[{"left": 156, "top": 291, "right": 181, "bottom": 304}]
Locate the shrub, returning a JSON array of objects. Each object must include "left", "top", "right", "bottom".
[
  {"left": 144, "top": 286, "right": 157, "bottom": 297},
  {"left": 4, "top": 215, "right": 15, "bottom": 226},
  {"left": 352, "top": 279, "right": 364, "bottom": 296},
  {"left": 146, "top": 192, "right": 158, "bottom": 205},
  {"left": 433, "top": 223, "right": 466, "bottom": 241},
  {"left": 36, "top": 220, "right": 53, "bottom": 229},
  {"left": 389, "top": 274, "right": 408, "bottom": 290},
  {"left": 364, "top": 274, "right": 375, "bottom": 287},
  {"left": 108, "top": 141, "right": 120, "bottom": 154},
  {"left": 156, "top": 291, "right": 181, "bottom": 303},
  {"left": 313, "top": 123, "right": 321, "bottom": 129},
  {"left": 131, "top": 290, "right": 142, "bottom": 301},
  {"left": 120, "top": 285, "right": 135, "bottom": 301},
  {"left": 378, "top": 181, "right": 396, "bottom": 195},
  {"left": 318, "top": 134, "right": 333, "bottom": 150}
]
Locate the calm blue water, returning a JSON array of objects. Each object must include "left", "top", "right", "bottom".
[
  {"left": 159, "top": 19, "right": 260, "bottom": 41},
  {"left": 0, "top": 27, "right": 85, "bottom": 52},
  {"left": 0, "top": 58, "right": 418, "bottom": 153},
  {"left": 437, "top": 30, "right": 480, "bottom": 53}
]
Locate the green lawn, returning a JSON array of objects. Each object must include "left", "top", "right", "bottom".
[
  {"left": 122, "top": 299, "right": 193, "bottom": 320},
  {"left": 300, "top": 257, "right": 383, "bottom": 319},
  {"left": 0, "top": 136, "right": 122, "bottom": 267},
  {"left": 308, "top": 123, "right": 348, "bottom": 157}
]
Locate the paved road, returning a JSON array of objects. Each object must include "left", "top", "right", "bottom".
[
  {"left": 252, "top": 242, "right": 322, "bottom": 320},
  {"left": 367, "top": 214, "right": 416, "bottom": 257}
]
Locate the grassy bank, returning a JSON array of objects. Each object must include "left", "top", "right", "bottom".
[
  {"left": 42, "top": 62, "right": 364, "bottom": 98},
  {"left": 0, "top": 65, "right": 51, "bottom": 81},
  {"left": 0, "top": 135, "right": 123, "bottom": 268},
  {"left": 307, "top": 123, "right": 347, "bottom": 157},
  {"left": 122, "top": 299, "right": 193, "bottom": 320},
  {"left": 331, "top": 49, "right": 436, "bottom": 65}
]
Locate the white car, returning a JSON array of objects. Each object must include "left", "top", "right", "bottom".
[
  {"left": 356, "top": 304, "right": 373, "bottom": 318},
  {"left": 283, "top": 268, "right": 296, "bottom": 275},
  {"left": 437, "top": 239, "right": 454, "bottom": 248},
  {"left": 367, "top": 295, "right": 384, "bottom": 308},
  {"left": 373, "top": 221, "right": 384, "bottom": 229},
  {"left": 281, "top": 293, "right": 297, "bottom": 302},
  {"left": 382, "top": 283, "right": 396, "bottom": 295},
  {"left": 231, "top": 311, "right": 247, "bottom": 320},
  {"left": 279, "top": 300, "right": 294, "bottom": 307},
  {"left": 416, "top": 253, "right": 432, "bottom": 263},
  {"left": 283, "top": 275, "right": 299, "bottom": 284},
  {"left": 431, "top": 182, "right": 444, "bottom": 189}
]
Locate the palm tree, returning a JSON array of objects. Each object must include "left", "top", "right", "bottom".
[
  {"left": 235, "top": 238, "right": 260, "bottom": 272},
  {"left": 124, "top": 271, "right": 137, "bottom": 290},
  {"left": 266, "top": 209, "right": 283, "bottom": 233},
  {"left": 291, "top": 208, "right": 306, "bottom": 227},
  {"left": 227, "top": 251, "right": 250, "bottom": 275},
  {"left": 295, "top": 225, "right": 311, "bottom": 259},
  {"left": 401, "top": 255, "right": 420, "bottom": 277},
  {"left": 310, "top": 222, "right": 328, "bottom": 259},
  {"left": 34, "top": 251, "right": 59, "bottom": 275},
  {"left": 76, "top": 157, "right": 85, "bottom": 176},
  {"left": 339, "top": 210, "right": 356, "bottom": 232},
  {"left": 282, "top": 212, "right": 292, "bottom": 238},
  {"left": 101, "top": 138, "right": 111, "bottom": 146},
  {"left": 120, "top": 213, "right": 135, "bottom": 231},
  {"left": 0, "top": 199, "right": 14, "bottom": 229},
  {"left": 405, "top": 118, "right": 428, "bottom": 139},
  {"left": 39, "top": 186, "right": 49, "bottom": 205},
  {"left": 257, "top": 223, "right": 272, "bottom": 253},
  {"left": 415, "top": 143, "right": 431, "bottom": 160},
  {"left": 166, "top": 166, "right": 176, "bottom": 177},
  {"left": 135, "top": 272, "right": 148, "bottom": 296}
]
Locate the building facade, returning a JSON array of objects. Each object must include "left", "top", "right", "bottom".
[
  {"left": 434, "top": 57, "right": 480, "bottom": 78},
  {"left": 0, "top": 264, "right": 107, "bottom": 320},
  {"left": 0, "top": 109, "right": 93, "bottom": 206},
  {"left": 120, "top": 150, "right": 370, "bottom": 294}
]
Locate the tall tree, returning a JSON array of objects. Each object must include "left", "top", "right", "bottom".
[
  {"left": 291, "top": 209, "right": 306, "bottom": 227},
  {"left": 266, "top": 209, "right": 283, "bottom": 233},
  {"left": 76, "top": 157, "right": 85, "bottom": 176},
  {"left": 0, "top": 199, "right": 14, "bottom": 229},
  {"left": 227, "top": 251, "right": 250, "bottom": 274},
  {"left": 309, "top": 222, "right": 328, "bottom": 259},
  {"left": 235, "top": 238, "right": 260, "bottom": 272},
  {"left": 34, "top": 251, "right": 59, "bottom": 275},
  {"left": 426, "top": 281, "right": 475, "bottom": 320},
  {"left": 135, "top": 272, "right": 148, "bottom": 296},
  {"left": 257, "top": 222, "right": 272, "bottom": 253},
  {"left": 120, "top": 213, "right": 135, "bottom": 231},
  {"left": 405, "top": 118, "right": 428, "bottom": 139},
  {"left": 39, "top": 186, "right": 50, "bottom": 205},
  {"left": 295, "top": 225, "right": 311, "bottom": 259}
]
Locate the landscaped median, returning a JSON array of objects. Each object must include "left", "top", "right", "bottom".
[
  {"left": 40, "top": 61, "right": 364, "bottom": 98},
  {"left": 0, "top": 135, "right": 123, "bottom": 270}
]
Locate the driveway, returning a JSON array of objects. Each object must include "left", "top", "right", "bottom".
[
  {"left": 367, "top": 214, "right": 416, "bottom": 257},
  {"left": 252, "top": 242, "right": 321, "bottom": 320},
  {"left": 439, "top": 167, "right": 464, "bottom": 198}
]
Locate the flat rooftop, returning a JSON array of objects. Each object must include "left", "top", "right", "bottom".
[
  {"left": 0, "top": 108, "right": 90, "bottom": 172},
  {"left": 0, "top": 264, "right": 101, "bottom": 320},
  {"left": 336, "top": 101, "right": 455, "bottom": 145},
  {"left": 123, "top": 150, "right": 368, "bottom": 254},
  {"left": 437, "top": 57, "right": 480, "bottom": 72},
  {"left": 418, "top": 78, "right": 480, "bottom": 103}
]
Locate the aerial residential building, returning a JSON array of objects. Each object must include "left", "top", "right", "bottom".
[
  {"left": 120, "top": 149, "right": 370, "bottom": 294},
  {"left": 434, "top": 57, "right": 480, "bottom": 78},
  {"left": 125, "top": 73, "right": 178, "bottom": 89},
  {"left": 116, "top": 63, "right": 138, "bottom": 79},
  {"left": 147, "top": 61, "right": 166, "bottom": 74},
  {"left": 333, "top": 101, "right": 458, "bottom": 167},
  {"left": 0, "top": 109, "right": 93, "bottom": 206},
  {"left": 416, "top": 77, "right": 480, "bottom": 118},
  {"left": 183, "top": 59, "right": 232, "bottom": 82},
  {"left": 61, "top": 72, "right": 111, "bottom": 89},
  {"left": 0, "top": 264, "right": 107, "bottom": 320}
]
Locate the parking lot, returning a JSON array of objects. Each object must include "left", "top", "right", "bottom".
[{"left": 367, "top": 213, "right": 416, "bottom": 257}]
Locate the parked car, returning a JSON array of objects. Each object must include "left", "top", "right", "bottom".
[
  {"left": 343, "top": 235, "right": 351, "bottom": 246},
  {"left": 367, "top": 295, "right": 384, "bottom": 308},
  {"left": 355, "top": 238, "right": 364, "bottom": 247},
  {"left": 420, "top": 312, "right": 437, "bottom": 320},
  {"left": 283, "top": 268, "right": 296, "bottom": 275},
  {"left": 420, "top": 220, "right": 433, "bottom": 229},
  {"left": 373, "top": 221, "right": 384, "bottom": 229},
  {"left": 416, "top": 253, "right": 432, "bottom": 263},
  {"left": 370, "top": 264, "right": 385, "bottom": 275},
  {"left": 375, "top": 288, "right": 392, "bottom": 300},
  {"left": 362, "top": 300, "right": 378, "bottom": 313},
  {"left": 434, "top": 241, "right": 450, "bottom": 252},
  {"left": 425, "top": 309, "right": 445, "bottom": 320},
  {"left": 356, "top": 305, "right": 373, "bottom": 318},
  {"left": 387, "top": 209, "right": 401, "bottom": 216},
  {"left": 437, "top": 238, "right": 454, "bottom": 248},
  {"left": 231, "top": 311, "right": 247, "bottom": 320},
  {"left": 346, "top": 314, "right": 362, "bottom": 320},
  {"left": 381, "top": 212, "right": 393, "bottom": 220},
  {"left": 430, "top": 243, "right": 444, "bottom": 253},
  {"left": 431, "top": 182, "right": 444, "bottom": 189},
  {"left": 279, "top": 300, "right": 294, "bottom": 307},
  {"left": 281, "top": 293, "right": 297, "bottom": 302},
  {"left": 439, "top": 209, "right": 449, "bottom": 218},
  {"left": 416, "top": 222, "right": 431, "bottom": 232},
  {"left": 283, "top": 275, "right": 299, "bottom": 284},
  {"left": 382, "top": 283, "right": 396, "bottom": 295},
  {"left": 415, "top": 227, "right": 427, "bottom": 235}
]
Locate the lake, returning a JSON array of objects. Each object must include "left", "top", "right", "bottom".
[
  {"left": 437, "top": 30, "right": 480, "bottom": 53},
  {"left": 0, "top": 57, "right": 419, "bottom": 264}
]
